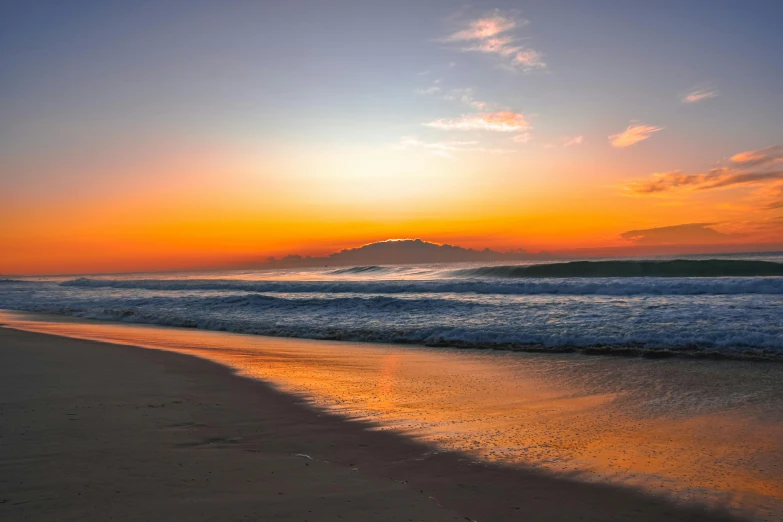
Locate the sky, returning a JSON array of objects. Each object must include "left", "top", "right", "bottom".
[{"left": 2, "top": 0, "right": 783, "bottom": 274}]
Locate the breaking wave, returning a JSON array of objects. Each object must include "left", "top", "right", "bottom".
[
  {"left": 328, "top": 265, "right": 388, "bottom": 275},
  {"left": 60, "top": 276, "right": 783, "bottom": 296},
  {"left": 3, "top": 258, "right": 783, "bottom": 360},
  {"left": 3, "top": 294, "right": 782, "bottom": 358},
  {"left": 456, "top": 259, "right": 783, "bottom": 278}
]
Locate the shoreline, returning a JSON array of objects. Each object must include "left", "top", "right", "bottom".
[{"left": 0, "top": 326, "right": 742, "bottom": 521}]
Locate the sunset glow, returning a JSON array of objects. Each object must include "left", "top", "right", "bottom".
[{"left": 2, "top": 2, "right": 782, "bottom": 275}]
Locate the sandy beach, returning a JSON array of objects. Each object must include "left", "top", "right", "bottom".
[{"left": 0, "top": 325, "right": 743, "bottom": 521}]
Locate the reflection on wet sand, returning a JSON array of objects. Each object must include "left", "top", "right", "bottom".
[{"left": 3, "top": 310, "right": 782, "bottom": 520}]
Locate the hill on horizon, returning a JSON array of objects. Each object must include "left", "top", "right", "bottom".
[{"left": 257, "top": 239, "right": 551, "bottom": 268}]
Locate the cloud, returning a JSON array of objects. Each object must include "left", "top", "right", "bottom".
[
  {"left": 627, "top": 146, "right": 783, "bottom": 195},
  {"left": 620, "top": 223, "right": 730, "bottom": 245},
  {"left": 443, "top": 10, "right": 546, "bottom": 72},
  {"left": 512, "top": 132, "right": 533, "bottom": 144},
  {"left": 415, "top": 77, "right": 443, "bottom": 95},
  {"left": 627, "top": 170, "right": 711, "bottom": 194},
  {"left": 424, "top": 111, "right": 529, "bottom": 132},
  {"left": 415, "top": 85, "right": 441, "bottom": 95},
  {"left": 626, "top": 144, "right": 783, "bottom": 211},
  {"left": 536, "top": 135, "right": 584, "bottom": 149},
  {"left": 510, "top": 49, "right": 546, "bottom": 71},
  {"left": 400, "top": 136, "right": 475, "bottom": 152},
  {"left": 756, "top": 180, "right": 783, "bottom": 210},
  {"left": 445, "top": 12, "right": 521, "bottom": 41},
  {"left": 416, "top": 83, "right": 492, "bottom": 110},
  {"left": 627, "top": 168, "right": 783, "bottom": 194},
  {"left": 442, "top": 88, "right": 489, "bottom": 110},
  {"left": 609, "top": 123, "right": 663, "bottom": 148},
  {"left": 702, "top": 170, "right": 783, "bottom": 189},
  {"left": 398, "top": 137, "right": 474, "bottom": 159},
  {"left": 689, "top": 218, "right": 783, "bottom": 244},
  {"left": 463, "top": 36, "right": 519, "bottom": 55},
  {"left": 729, "top": 144, "right": 783, "bottom": 168},
  {"left": 682, "top": 87, "right": 718, "bottom": 104},
  {"left": 397, "top": 137, "right": 512, "bottom": 158}
]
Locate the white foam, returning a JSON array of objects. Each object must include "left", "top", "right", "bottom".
[
  {"left": 1, "top": 278, "right": 782, "bottom": 355},
  {"left": 60, "top": 276, "right": 783, "bottom": 296}
]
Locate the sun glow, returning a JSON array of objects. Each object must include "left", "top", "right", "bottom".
[{"left": 1, "top": 2, "right": 781, "bottom": 275}]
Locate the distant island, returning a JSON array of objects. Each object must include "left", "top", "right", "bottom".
[
  {"left": 232, "top": 238, "right": 783, "bottom": 272},
  {"left": 256, "top": 239, "right": 553, "bottom": 268}
]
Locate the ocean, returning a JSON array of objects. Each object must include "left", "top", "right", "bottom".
[{"left": 2, "top": 253, "right": 782, "bottom": 359}]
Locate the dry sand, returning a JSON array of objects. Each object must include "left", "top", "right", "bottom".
[{"left": 0, "top": 327, "right": 739, "bottom": 521}]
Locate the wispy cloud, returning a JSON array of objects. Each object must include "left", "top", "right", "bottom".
[
  {"left": 621, "top": 219, "right": 783, "bottom": 245},
  {"left": 628, "top": 171, "right": 714, "bottom": 194},
  {"left": 415, "top": 85, "right": 441, "bottom": 95},
  {"left": 442, "top": 88, "right": 489, "bottom": 110},
  {"left": 398, "top": 137, "right": 476, "bottom": 159},
  {"left": 509, "top": 49, "right": 545, "bottom": 71},
  {"left": 512, "top": 132, "right": 533, "bottom": 144},
  {"left": 415, "top": 77, "right": 442, "bottom": 95},
  {"left": 626, "top": 144, "right": 783, "bottom": 210},
  {"left": 627, "top": 168, "right": 783, "bottom": 194},
  {"left": 536, "top": 135, "right": 584, "bottom": 149},
  {"left": 682, "top": 87, "right": 718, "bottom": 104},
  {"left": 416, "top": 83, "right": 491, "bottom": 110},
  {"left": 424, "top": 111, "right": 529, "bottom": 132},
  {"left": 729, "top": 144, "right": 783, "bottom": 168},
  {"left": 620, "top": 223, "right": 730, "bottom": 245},
  {"left": 397, "top": 137, "right": 512, "bottom": 158},
  {"left": 446, "top": 13, "right": 520, "bottom": 41},
  {"left": 758, "top": 181, "right": 783, "bottom": 209},
  {"left": 463, "top": 36, "right": 519, "bottom": 55},
  {"left": 712, "top": 216, "right": 783, "bottom": 238},
  {"left": 443, "top": 10, "right": 546, "bottom": 72},
  {"left": 609, "top": 123, "right": 663, "bottom": 148}
]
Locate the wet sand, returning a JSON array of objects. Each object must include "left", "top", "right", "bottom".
[{"left": 0, "top": 325, "right": 742, "bottom": 521}]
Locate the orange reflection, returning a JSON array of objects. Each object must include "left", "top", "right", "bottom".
[{"left": 3, "top": 310, "right": 782, "bottom": 520}]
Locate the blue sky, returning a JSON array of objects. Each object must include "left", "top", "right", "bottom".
[{"left": 3, "top": 0, "right": 782, "bottom": 152}]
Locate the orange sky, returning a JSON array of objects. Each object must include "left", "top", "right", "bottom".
[
  {"left": 3, "top": 139, "right": 782, "bottom": 275},
  {"left": 2, "top": 3, "right": 782, "bottom": 275}
]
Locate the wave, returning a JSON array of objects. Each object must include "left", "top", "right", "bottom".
[
  {"left": 328, "top": 265, "right": 388, "bottom": 275},
  {"left": 0, "top": 292, "right": 481, "bottom": 319},
  {"left": 4, "top": 299, "right": 782, "bottom": 360},
  {"left": 174, "top": 293, "right": 475, "bottom": 312},
  {"left": 60, "top": 277, "right": 783, "bottom": 295},
  {"left": 4, "top": 279, "right": 783, "bottom": 357},
  {"left": 455, "top": 259, "right": 783, "bottom": 278}
]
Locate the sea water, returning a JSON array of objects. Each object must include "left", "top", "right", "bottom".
[{"left": 2, "top": 254, "right": 782, "bottom": 357}]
